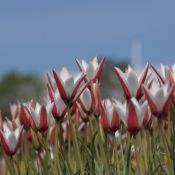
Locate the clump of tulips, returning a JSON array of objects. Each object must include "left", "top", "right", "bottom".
[{"left": 1, "top": 58, "right": 175, "bottom": 175}]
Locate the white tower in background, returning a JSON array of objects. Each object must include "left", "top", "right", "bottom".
[{"left": 131, "top": 41, "right": 142, "bottom": 72}]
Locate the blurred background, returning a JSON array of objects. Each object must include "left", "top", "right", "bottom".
[{"left": 0, "top": 0, "right": 175, "bottom": 114}]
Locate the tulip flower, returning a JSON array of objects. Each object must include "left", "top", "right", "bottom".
[
  {"left": 100, "top": 99, "right": 120, "bottom": 133},
  {"left": 143, "top": 82, "right": 175, "bottom": 117},
  {"left": 0, "top": 126, "right": 23, "bottom": 156},
  {"left": 113, "top": 98, "right": 148, "bottom": 133},
  {"left": 28, "top": 102, "right": 53, "bottom": 132},
  {"left": 10, "top": 103, "right": 20, "bottom": 119},
  {"left": 76, "top": 57, "right": 105, "bottom": 82},
  {"left": 19, "top": 104, "right": 31, "bottom": 129},
  {"left": 114, "top": 64, "right": 149, "bottom": 100},
  {"left": 47, "top": 84, "right": 67, "bottom": 121},
  {"left": 48, "top": 67, "right": 89, "bottom": 106}
]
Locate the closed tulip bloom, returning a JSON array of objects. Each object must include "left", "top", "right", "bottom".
[
  {"left": 114, "top": 64, "right": 149, "bottom": 100},
  {"left": 100, "top": 99, "right": 120, "bottom": 133},
  {"left": 113, "top": 98, "right": 148, "bottom": 133},
  {"left": 143, "top": 82, "right": 175, "bottom": 117},
  {"left": 28, "top": 102, "right": 53, "bottom": 132},
  {"left": 0, "top": 126, "right": 23, "bottom": 156},
  {"left": 19, "top": 104, "right": 31, "bottom": 129},
  {"left": 76, "top": 57, "right": 105, "bottom": 82}
]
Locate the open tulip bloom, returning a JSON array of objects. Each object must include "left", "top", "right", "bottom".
[
  {"left": 143, "top": 82, "right": 175, "bottom": 117},
  {"left": 0, "top": 126, "right": 23, "bottom": 156},
  {"left": 114, "top": 64, "right": 149, "bottom": 100},
  {"left": 28, "top": 102, "right": 53, "bottom": 132},
  {"left": 113, "top": 97, "right": 148, "bottom": 133},
  {"left": 48, "top": 67, "right": 89, "bottom": 106},
  {"left": 76, "top": 57, "right": 105, "bottom": 82}
]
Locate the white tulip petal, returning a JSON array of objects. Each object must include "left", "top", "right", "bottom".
[
  {"left": 154, "top": 88, "right": 165, "bottom": 111},
  {"left": 60, "top": 67, "right": 71, "bottom": 82},
  {"left": 30, "top": 108, "right": 40, "bottom": 127},
  {"left": 7, "top": 133, "right": 17, "bottom": 151},
  {"left": 92, "top": 56, "right": 98, "bottom": 69},
  {"left": 140, "top": 101, "right": 148, "bottom": 125},
  {"left": 160, "top": 64, "right": 169, "bottom": 80},
  {"left": 35, "top": 103, "right": 41, "bottom": 114},
  {"left": 46, "top": 102, "right": 54, "bottom": 118},
  {"left": 80, "top": 88, "right": 92, "bottom": 111},
  {"left": 115, "top": 67, "right": 128, "bottom": 85},
  {"left": 82, "top": 60, "right": 88, "bottom": 70},
  {"left": 105, "top": 99, "right": 113, "bottom": 125},
  {"left": 113, "top": 101, "right": 127, "bottom": 126},
  {"left": 126, "top": 69, "right": 139, "bottom": 96},
  {"left": 14, "top": 126, "right": 22, "bottom": 139},
  {"left": 86, "top": 63, "right": 96, "bottom": 80},
  {"left": 55, "top": 97, "right": 66, "bottom": 116},
  {"left": 64, "top": 77, "right": 74, "bottom": 97}
]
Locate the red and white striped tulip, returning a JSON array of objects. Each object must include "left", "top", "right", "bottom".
[
  {"left": 76, "top": 57, "right": 105, "bottom": 82},
  {"left": 19, "top": 104, "right": 31, "bottom": 129},
  {"left": 100, "top": 99, "right": 120, "bottom": 133},
  {"left": 47, "top": 84, "right": 67, "bottom": 121},
  {"left": 0, "top": 126, "right": 23, "bottom": 156},
  {"left": 48, "top": 67, "right": 87, "bottom": 105},
  {"left": 143, "top": 82, "right": 175, "bottom": 117},
  {"left": 114, "top": 64, "right": 149, "bottom": 100},
  {"left": 113, "top": 98, "right": 148, "bottom": 133},
  {"left": 28, "top": 102, "right": 53, "bottom": 132}
]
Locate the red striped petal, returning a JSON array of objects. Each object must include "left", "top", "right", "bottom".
[
  {"left": 151, "top": 64, "right": 165, "bottom": 84},
  {"left": 47, "top": 73, "right": 54, "bottom": 91},
  {"left": 100, "top": 106, "right": 108, "bottom": 131},
  {"left": 142, "top": 85, "right": 160, "bottom": 116},
  {"left": 110, "top": 110, "right": 120, "bottom": 132},
  {"left": 136, "top": 64, "right": 149, "bottom": 99},
  {"left": 71, "top": 74, "right": 86, "bottom": 99},
  {"left": 53, "top": 69, "right": 68, "bottom": 102},
  {"left": 47, "top": 83, "right": 54, "bottom": 102},
  {"left": 114, "top": 67, "right": 131, "bottom": 99},
  {"left": 14, "top": 127, "right": 23, "bottom": 154},
  {"left": 19, "top": 105, "right": 30, "bottom": 128},
  {"left": 127, "top": 100, "right": 139, "bottom": 133},
  {"left": 75, "top": 59, "right": 84, "bottom": 71},
  {"left": 39, "top": 106, "right": 48, "bottom": 132},
  {"left": 93, "top": 57, "right": 106, "bottom": 82}
]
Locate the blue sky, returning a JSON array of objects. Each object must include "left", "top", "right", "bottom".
[{"left": 0, "top": 0, "right": 175, "bottom": 74}]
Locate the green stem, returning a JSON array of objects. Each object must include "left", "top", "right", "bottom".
[{"left": 67, "top": 106, "right": 84, "bottom": 175}]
